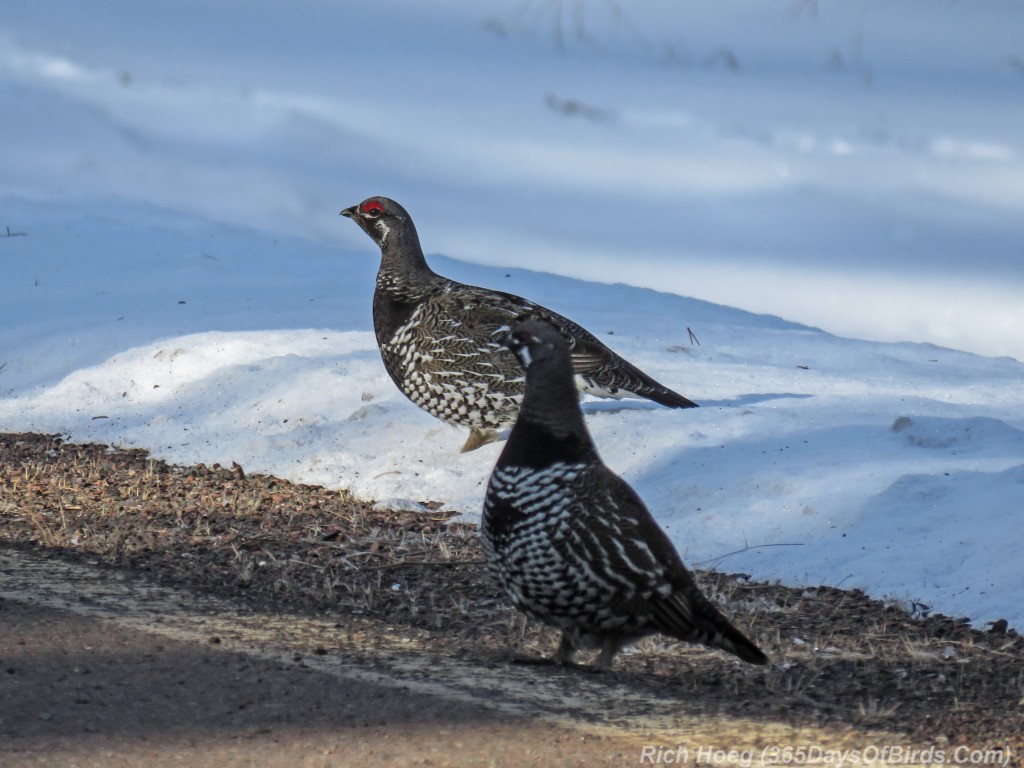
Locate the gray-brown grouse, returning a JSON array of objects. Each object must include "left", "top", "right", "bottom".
[
  {"left": 482, "top": 319, "right": 766, "bottom": 670},
  {"left": 341, "top": 196, "right": 696, "bottom": 452}
]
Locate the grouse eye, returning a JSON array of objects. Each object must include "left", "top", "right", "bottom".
[
  {"left": 362, "top": 201, "right": 385, "bottom": 218},
  {"left": 512, "top": 330, "right": 536, "bottom": 345}
]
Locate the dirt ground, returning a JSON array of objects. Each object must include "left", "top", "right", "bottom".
[
  {"left": 1, "top": 433, "right": 1021, "bottom": 767},
  {"left": 0, "top": 596, "right": 646, "bottom": 767}
]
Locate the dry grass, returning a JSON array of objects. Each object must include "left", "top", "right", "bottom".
[{"left": 1, "top": 432, "right": 1022, "bottom": 760}]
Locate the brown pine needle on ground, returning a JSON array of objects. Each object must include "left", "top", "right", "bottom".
[{"left": 0, "top": 432, "right": 1021, "bottom": 757}]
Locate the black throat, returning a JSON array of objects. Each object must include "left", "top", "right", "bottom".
[
  {"left": 371, "top": 220, "right": 441, "bottom": 343},
  {"left": 498, "top": 350, "right": 597, "bottom": 469},
  {"left": 498, "top": 415, "right": 596, "bottom": 470}
]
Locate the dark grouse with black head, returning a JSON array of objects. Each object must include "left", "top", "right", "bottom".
[{"left": 482, "top": 318, "right": 767, "bottom": 670}]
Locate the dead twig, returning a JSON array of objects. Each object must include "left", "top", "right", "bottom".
[{"left": 696, "top": 541, "right": 805, "bottom": 567}]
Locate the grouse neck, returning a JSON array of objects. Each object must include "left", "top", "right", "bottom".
[
  {"left": 377, "top": 224, "right": 437, "bottom": 281},
  {"left": 505, "top": 355, "right": 597, "bottom": 466}
]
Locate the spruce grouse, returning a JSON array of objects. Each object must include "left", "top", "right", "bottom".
[
  {"left": 341, "top": 196, "right": 697, "bottom": 452},
  {"left": 482, "top": 319, "right": 767, "bottom": 670}
]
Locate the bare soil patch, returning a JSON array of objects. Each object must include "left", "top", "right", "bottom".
[
  {"left": 1, "top": 433, "right": 1021, "bottom": 763},
  {"left": 1, "top": 598, "right": 641, "bottom": 768}
]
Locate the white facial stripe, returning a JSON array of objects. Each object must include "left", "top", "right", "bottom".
[{"left": 517, "top": 346, "right": 532, "bottom": 368}]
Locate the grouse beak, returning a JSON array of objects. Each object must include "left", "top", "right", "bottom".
[{"left": 340, "top": 205, "right": 358, "bottom": 219}]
